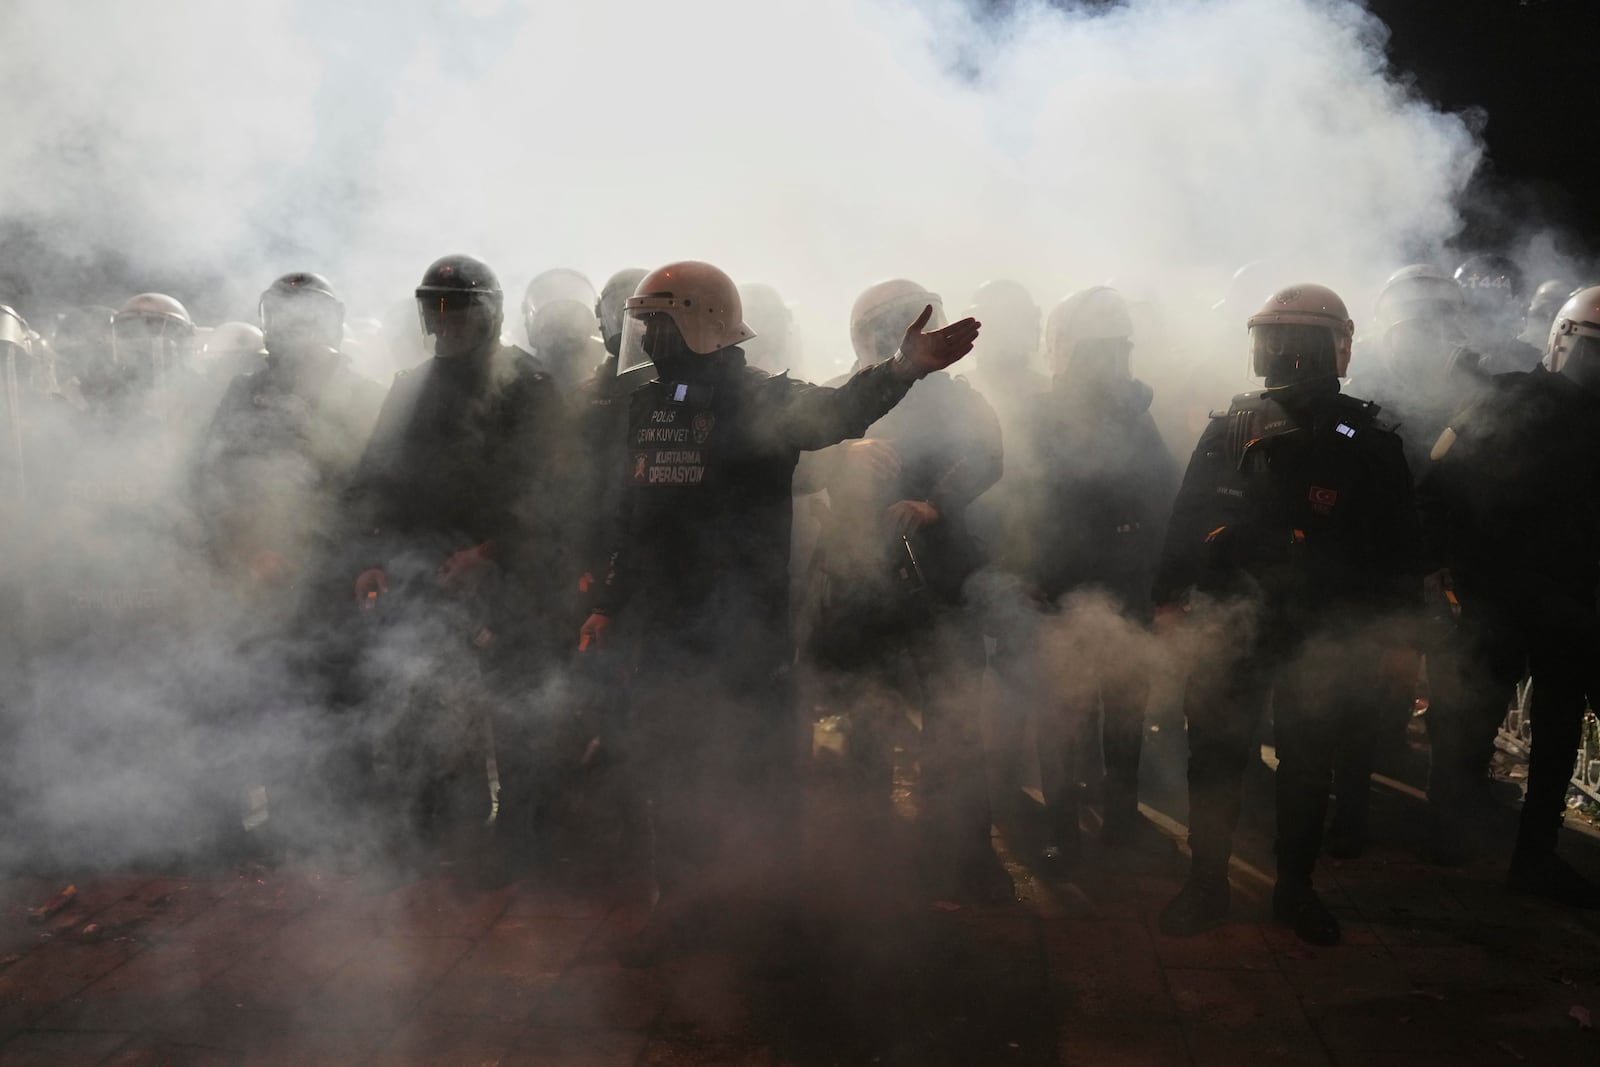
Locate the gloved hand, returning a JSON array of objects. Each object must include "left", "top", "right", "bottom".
[
  {"left": 892, "top": 304, "right": 981, "bottom": 380},
  {"left": 437, "top": 541, "right": 497, "bottom": 594},
  {"left": 886, "top": 499, "right": 939, "bottom": 536},
  {"left": 354, "top": 568, "right": 389, "bottom": 609},
  {"left": 1423, "top": 567, "right": 1460, "bottom": 619},
  {"left": 843, "top": 438, "right": 902, "bottom": 481},
  {"left": 579, "top": 612, "right": 612, "bottom": 652}
]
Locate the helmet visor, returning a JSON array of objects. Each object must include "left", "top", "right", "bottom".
[
  {"left": 618, "top": 308, "right": 688, "bottom": 377},
  {"left": 111, "top": 314, "right": 187, "bottom": 380},
  {"left": 1559, "top": 334, "right": 1600, "bottom": 393},
  {"left": 1249, "top": 323, "right": 1338, "bottom": 387},
  {"left": 261, "top": 290, "right": 343, "bottom": 355},
  {"left": 417, "top": 290, "right": 500, "bottom": 358}
]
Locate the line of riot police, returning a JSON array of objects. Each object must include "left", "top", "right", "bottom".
[{"left": 1, "top": 250, "right": 1596, "bottom": 959}]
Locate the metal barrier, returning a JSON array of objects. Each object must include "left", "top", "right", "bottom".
[{"left": 1495, "top": 677, "right": 1600, "bottom": 805}]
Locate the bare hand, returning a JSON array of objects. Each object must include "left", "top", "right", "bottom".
[
  {"left": 355, "top": 568, "right": 389, "bottom": 609},
  {"left": 893, "top": 304, "right": 981, "bottom": 380},
  {"left": 844, "top": 439, "right": 902, "bottom": 482},
  {"left": 886, "top": 499, "right": 939, "bottom": 537},
  {"left": 579, "top": 612, "right": 612, "bottom": 652}
]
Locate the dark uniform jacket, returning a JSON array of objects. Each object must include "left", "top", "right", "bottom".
[
  {"left": 345, "top": 344, "right": 567, "bottom": 661},
  {"left": 193, "top": 353, "right": 385, "bottom": 591},
  {"left": 1418, "top": 367, "right": 1600, "bottom": 602},
  {"left": 807, "top": 370, "right": 1003, "bottom": 602},
  {"left": 1154, "top": 385, "right": 1419, "bottom": 634},
  {"left": 593, "top": 351, "right": 914, "bottom": 674},
  {"left": 1001, "top": 378, "right": 1178, "bottom": 613}
]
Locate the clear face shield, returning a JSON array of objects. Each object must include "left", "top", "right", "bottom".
[
  {"left": 527, "top": 299, "right": 602, "bottom": 388},
  {"left": 1559, "top": 334, "right": 1600, "bottom": 394},
  {"left": 261, "top": 291, "right": 343, "bottom": 357},
  {"left": 417, "top": 290, "right": 501, "bottom": 359},
  {"left": 617, "top": 307, "right": 687, "bottom": 378},
  {"left": 1383, "top": 315, "right": 1465, "bottom": 387},
  {"left": 111, "top": 313, "right": 189, "bottom": 389},
  {"left": 1057, "top": 337, "right": 1132, "bottom": 388},
  {"left": 1249, "top": 323, "right": 1339, "bottom": 390}
]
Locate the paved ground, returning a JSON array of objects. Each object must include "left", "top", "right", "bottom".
[{"left": 4, "top": 733, "right": 1600, "bottom": 1066}]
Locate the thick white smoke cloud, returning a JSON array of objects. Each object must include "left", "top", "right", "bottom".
[{"left": 5, "top": 0, "right": 1481, "bottom": 387}]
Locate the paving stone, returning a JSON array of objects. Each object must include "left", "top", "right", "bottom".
[
  {"left": 301, "top": 934, "right": 475, "bottom": 1029},
  {"left": 529, "top": 962, "right": 668, "bottom": 1031},
  {"left": 100, "top": 1037, "right": 245, "bottom": 1066},
  {"left": 367, "top": 878, "right": 517, "bottom": 938},
  {"left": 368, "top": 1012, "right": 525, "bottom": 1066},
  {"left": 0, "top": 1028, "right": 136, "bottom": 1066},
  {"left": 1166, "top": 967, "right": 1331, "bottom": 1066},
  {"left": 501, "top": 1026, "right": 647, "bottom": 1067},
  {"left": 0, "top": 937, "right": 138, "bottom": 1029},
  {"left": 1057, "top": 1017, "right": 1191, "bottom": 1067},
  {"left": 1150, "top": 920, "right": 1277, "bottom": 971},
  {"left": 505, "top": 882, "right": 617, "bottom": 920},
  {"left": 1045, "top": 918, "right": 1177, "bottom": 1023}
]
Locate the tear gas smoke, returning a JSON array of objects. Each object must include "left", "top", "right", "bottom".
[
  {"left": 5, "top": 0, "right": 1497, "bottom": 389},
  {"left": 0, "top": 0, "right": 1567, "bottom": 888}
]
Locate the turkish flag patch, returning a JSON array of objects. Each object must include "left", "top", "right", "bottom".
[{"left": 1309, "top": 486, "right": 1339, "bottom": 507}]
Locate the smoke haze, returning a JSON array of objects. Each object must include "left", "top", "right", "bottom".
[{"left": 4, "top": 0, "right": 1495, "bottom": 386}]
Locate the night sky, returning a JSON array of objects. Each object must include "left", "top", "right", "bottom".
[{"left": 1366, "top": 0, "right": 1600, "bottom": 255}]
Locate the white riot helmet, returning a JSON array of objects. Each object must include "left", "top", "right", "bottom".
[
  {"left": 1543, "top": 285, "right": 1600, "bottom": 392},
  {"left": 965, "top": 279, "right": 1039, "bottom": 370},
  {"left": 1373, "top": 265, "right": 1465, "bottom": 336},
  {"left": 522, "top": 268, "right": 595, "bottom": 348},
  {"left": 203, "top": 321, "right": 267, "bottom": 361},
  {"left": 618, "top": 261, "right": 754, "bottom": 374},
  {"left": 1247, "top": 284, "right": 1353, "bottom": 389},
  {"left": 111, "top": 293, "right": 195, "bottom": 385},
  {"left": 738, "top": 282, "right": 795, "bottom": 373},
  {"left": 1045, "top": 286, "right": 1133, "bottom": 380},
  {"left": 850, "top": 279, "right": 944, "bottom": 365}
]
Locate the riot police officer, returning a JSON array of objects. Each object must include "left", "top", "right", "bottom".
[
  {"left": 802, "top": 278, "right": 1006, "bottom": 902},
  {"left": 194, "top": 273, "right": 384, "bottom": 613},
  {"left": 1155, "top": 284, "right": 1419, "bottom": 945},
  {"left": 996, "top": 287, "right": 1179, "bottom": 862},
  {"left": 522, "top": 268, "right": 604, "bottom": 395},
  {"left": 1418, "top": 286, "right": 1600, "bottom": 905},
  {"left": 579, "top": 260, "right": 980, "bottom": 960},
  {"left": 1454, "top": 254, "right": 1541, "bottom": 373},
  {"left": 345, "top": 255, "right": 569, "bottom": 851}
]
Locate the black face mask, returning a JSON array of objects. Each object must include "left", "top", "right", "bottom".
[{"left": 1252, "top": 324, "right": 1339, "bottom": 389}]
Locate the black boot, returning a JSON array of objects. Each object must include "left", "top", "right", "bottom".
[
  {"left": 1158, "top": 871, "right": 1230, "bottom": 936},
  {"left": 1324, "top": 801, "right": 1368, "bottom": 860},
  {"left": 1506, "top": 851, "right": 1600, "bottom": 909},
  {"left": 1272, "top": 880, "right": 1341, "bottom": 945}
]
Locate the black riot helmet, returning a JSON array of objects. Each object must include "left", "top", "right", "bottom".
[
  {"left": 259, "top": 271, "right": 344, "bottom": 358},
  {"left": 1454, "top": 254, "right": 1526, "bottom": 336},
  {"left": 597, "top": 267, "right": 648, "bottom": 356},
  {"left": 416, "top": 254, "right": 503, "bottom": 359}
]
